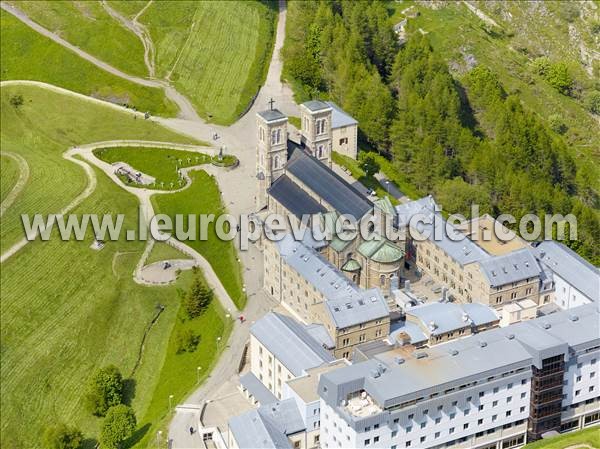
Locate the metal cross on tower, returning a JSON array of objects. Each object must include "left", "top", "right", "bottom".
[{"left": 268, "top": 97, "right": 275, "bottom": 110}]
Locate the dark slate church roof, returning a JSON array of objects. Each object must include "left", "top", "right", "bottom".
[
  {"left": 268, "top": 175, "right": 327, "bottom": 218},
  {"left": 285, "top": 146, "right": 373, "bottom": 220}
]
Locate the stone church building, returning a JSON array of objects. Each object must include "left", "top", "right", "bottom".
[{"left": 255, "top": 100, "right": 404, "bottom": 295}]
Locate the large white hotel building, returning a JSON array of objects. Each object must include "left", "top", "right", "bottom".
[{"left": 318, "top": 303, "right": 599, "bottom": 449}]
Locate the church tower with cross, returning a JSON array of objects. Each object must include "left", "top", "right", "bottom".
[{"left": 255, "top": 99, "right": 288, "bottom": 210}]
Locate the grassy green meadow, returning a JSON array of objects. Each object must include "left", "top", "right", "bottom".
[
  {"left": 133, "top": 292, "right": 233, "bottom": 448},
  {"left": 0, "top": 85, "right": 195, "bottom": 250},
  {"left": 94, "top": 146, "right": 212, "bottom": 190},
  {"left": 140, "top": 0, "right": 277, "bottom": 124},
  {"left": 1, "top": 10, "right": 177, "bottom": 117},
  {"left": 153, "top": 170, "right": 246, "bottom": 308},
  {"left": 522, "top": 427, "right": 600, "bottom": 448},
  {"left": 145, "top": 242, "right": 191, "bottom": 266},
  {"left": 0, "top": 85, "right": 234, "bottom": 448},
  {"left": 106, "top": 1, "right": 148, "bottom": 19},
  {"left": 9, "top": 0, "right": 148, "bottom": 77},
  {"left": 0, "top": 154, "right": 20, "bottom": 203}
]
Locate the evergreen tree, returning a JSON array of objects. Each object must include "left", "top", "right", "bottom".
[{"left": 182, "top": 269, "right": 213, "bottom": 319}]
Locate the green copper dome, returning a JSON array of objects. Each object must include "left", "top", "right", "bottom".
[
  {"left": 358, "top": 237, "right": 404, "bottom": 263},
  {"left": 341, "top": 259, "right": 362, "bottom": 272}
]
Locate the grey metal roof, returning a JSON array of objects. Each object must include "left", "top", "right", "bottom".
[
  {"left": 240, "top": 372, "right": 277, "bottom": 405},
  {"left": 532, "top": 240, "right": 599, "bottom": 301},
  {"left": 276, "top": 234, "right": 363, "bottom": 302},
  {"left": 257, "top": 109, "right": 287, "bottom": 122},
  {"left": 258, "top": 398, "right": 306, "bottom": 435},
  {"left": 250, "top": 312, "right": 334, "bottom": 377},
  {"left": 268, "top": 175, "right": 327, "bottom": 219},
  {"left": 325, "top": 101, "right": 358, "bottom": 129},
  {"left": 395, "top": 196, "right": 488, "bottom": 265},
  {"left": 389, "top": 320, "right": 428, "bottom": 345},
  {"left": 286, "top": 147, "right": 373, "bottom": 220},
  {"left": 460, "top": 303, "right": 499, "bottom": 326},
  {"left": 304, "top": 323, "right": 335, "bottom": 349},
  {"left": 276, "top": 235, "right": 389, "bottom": 329},
  {"left": 302, "top": 100, "right": 332, "bottom": 112},
  {"left": 319, "top": 303, "right": 599, "bottom": 411},
  {"left": 406, "top": 303, "right": 470, "bottom": 335},
  {"left": 395, "top": 195, "right": 437, "bottom": 228},
  {"left": 479, "top": 248, "right": 541, "bottom": 287},
  {"left": 325, "top": 288, "right": 389, "bottom": 329},
  {"left": 229, "top": 399, "right": 305, "bottom": 449},
  {"left": 229, "top": 409, "right": 291, "bottom": 449}
]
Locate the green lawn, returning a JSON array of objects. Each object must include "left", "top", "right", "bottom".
[
  {"left": 145, "top": 242, "right": 191, "bottom": 266},
  {"left": 152, "top": 170, "right": 246, "bottom": 308},
  {"left": 1, "top": 10, "right": 178, "bottom": 117},
  {"left": 0, "top": 85, "right": 230, "bottom": 448},
  {"left": 140, "top": 0, "right": 277, "bottom": 124},
  {"left": 522, "top": 427, "right": 600, "bottom": 449},
  {"left": 132, "top": 289, "right": 233, "bottom": 448},
  {"left": 0, "top": 154, "right": 20, "bottom": 203},
  {"left": 1, "top": 165, "right": 181, "bottom": 449},
  {"left": 0, "top": 84, "right": 196, "bottom": 250},
  {"left": 105, "top": 1, "right": 148, "bottom": 19},
  {"left": 332, "top": 152, "right": 400, "bottom": 205},
  {"left": 9, "top": 0, "right": 148, "bottom": 77},
  {"left": 93, "top": 146, "right": 212, "bottom": 190}
]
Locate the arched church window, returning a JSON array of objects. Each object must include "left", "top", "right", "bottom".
[
  {"left": 380, "top": 275, "right": 386, "bottom": 286},
  {"left": 318, "top": 145, "right": 324, "bottom": 158},
  {"left": 274, "top": 155, "right": 280, "bottom": 169},
  {"left": 271, "top": 129, "right": 282, "bottom": 145},
  {"left": 259, "top": 127, "right": 264, "bottom": 142}
]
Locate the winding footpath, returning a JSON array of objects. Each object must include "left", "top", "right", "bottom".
[
  {"left": 0, "top": 1, "right": 295, "bottom": 447},
  {"left": 101, "top": 0, "right": 156, "bottom": 77}
]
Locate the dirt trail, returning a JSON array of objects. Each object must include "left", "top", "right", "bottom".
[{"left": 100, "top": 0, "right": 156, "bottom": 77}]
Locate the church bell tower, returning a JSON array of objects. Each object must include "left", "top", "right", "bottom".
[
  {"left": 256, "top": 107, "right": 288, "bottom": 211},
  {"left": 300, "top": 100, "right": 333, "bottom": 167}
]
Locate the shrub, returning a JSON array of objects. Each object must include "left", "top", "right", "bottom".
[
  {"left": 176, "top": 329, "right": 201, "bottom": 354},
  {"left": 546, "top": 62, "right": 573, "bottom": 95},
  {"left": 548, "top": 114, "right": 568, "bottom": 134},
  {"left": 43, "top": 424, "right": 83, "bottom": 449},
  {"left": 359, "top": 153, "right": 381, "bottom": 177},
  {"left": 9, "top": 94, "right": 24, "bottom": 109},
  {"left": 100, "top": 405, "right": 137, "bottom": 449},
  {"left": 584, "top": 90, "right": 600, "bottom": 115},
  {"left": 84, "top": 365, "right": 124, "bottom": 416}
]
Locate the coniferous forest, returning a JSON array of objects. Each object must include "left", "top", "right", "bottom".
[{"left": 282, "top": 0, "right": 599, "bottom": 264}]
